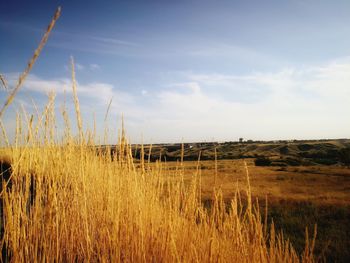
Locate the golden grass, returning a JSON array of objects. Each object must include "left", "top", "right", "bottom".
[
  {"left": 162, "top": 159, "right": 350, "bottom": 205},
  {"left": 0, "top": 133, "right": 317, "bottom": 262},
  {"left": 0, "top": 6, "right": 317, "bottom": 262},
  {"left": 71, "top": 57, "right": 83, "bottom": 143}
]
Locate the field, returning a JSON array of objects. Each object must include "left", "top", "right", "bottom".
[
  {"left": 0, "top": 138, "right": 321, "bottom": 262},
  {"left": 157, "top": 158, "right": 350, "bottom": 205},
  {"left": 133, "top": 141, "right": 350, "bottom": 261}
]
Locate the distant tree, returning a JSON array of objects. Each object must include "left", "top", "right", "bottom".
[{"left": 239, "top": 138, "right": 243, "bottom": 143}]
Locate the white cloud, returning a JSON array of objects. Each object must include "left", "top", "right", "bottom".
[
  {"left": 3, "top": 57, "right": 350, "bottom": 143},
  {"left": 134, "top": 58, "right": 350, "bottom": 141},
  {"left": 189, "top": 58, "right": 350, "bottom": 105},
  {"left": 167, "top": 82, "right": 201, "bottom": 94},
  {"left": 4, "top": 74, "right": 120, "bottom": 106}
]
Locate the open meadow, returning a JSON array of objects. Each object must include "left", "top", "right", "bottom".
[{"left": 153, "top": 158, "right": 350, "bottom": 262}]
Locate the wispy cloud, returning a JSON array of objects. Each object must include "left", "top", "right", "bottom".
[
  {"left": 46, "top": 30, "right": 140, "bottom": 55},
  {"left": 0, "top": 21, "right": 139, "bottom": 55},
  {"left": 166, "top": 82, "right": 201, "bottom": 94},
  {"left": 87, "top": 35, "right": 139, "bottom": 47},
  {"left": 4, "top": 73, "right": 128, "bottom": 106},
  {"left": 186, "top": 42, "right": 281, "bottom": 65},
  {"left": 187, "top": 57, "right": 350, "bottom": 105},
  {"left": 134, "top": 57, "right": 350, "bottom": 141}
]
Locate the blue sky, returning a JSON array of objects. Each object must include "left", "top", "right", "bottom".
[{"left": 1, "top": 0, "right": 350, "bottom": 143}]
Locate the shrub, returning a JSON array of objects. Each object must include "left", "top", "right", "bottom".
[
  {"left": 279, "top": 145, "right": 289, "bottom": 155},
  {"left": 284, "top": 157, "right": 302, "bottom": 166},
  {"left": 339, "top": 147, "right": 350, "bottom": 167},
  {"left": 254, "top": 156, "right": 272, "bottom": 166}
]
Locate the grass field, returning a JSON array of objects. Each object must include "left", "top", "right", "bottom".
[
  {"left": 157, "top": 159, "right": 350, "bottom": 204},
  {"left": 155, "top": 159, "right": 350, "bottom": 262},
  {"left": 0, "top": 139, "right": 318, "bottom": 262}
]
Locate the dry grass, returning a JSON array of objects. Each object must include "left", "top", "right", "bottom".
[
  {"left": 162, "top": 159, "right": 350, "bottom": 205},
  {"left": 158, "top": 160, "right": 350, "bottom": 261},
  {"left": 0, "top": 125, "right": 317, "bottom": 262},
  {"left": 0, "top": 6, "right": 317, "bottom": 262}
]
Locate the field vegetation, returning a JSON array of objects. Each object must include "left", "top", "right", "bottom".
[
  {"left": 155, "top": 159, "right": 350, "bottom": 262},
  {"left": 129, "top": 139, "right": 350, "bottom": 166}
]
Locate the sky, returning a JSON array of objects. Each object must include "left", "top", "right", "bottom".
[{"left": 1, "top": 0, "right": 350, "bottom": 143}]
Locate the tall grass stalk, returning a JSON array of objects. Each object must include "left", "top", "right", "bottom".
[{"left": 0, "top": 7, "right": 61, "bottom": 119}]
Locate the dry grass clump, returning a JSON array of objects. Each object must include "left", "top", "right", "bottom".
[
  {"left": 0, "top": 6, "right": 316, "bottom": 262},
  {"left": 0, "top": 122, "right": 317, "bottom": 262}
]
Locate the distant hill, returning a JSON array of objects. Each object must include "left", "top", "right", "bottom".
[{"left": 120, "top": 139, "right": 350, "bottom": 166}]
